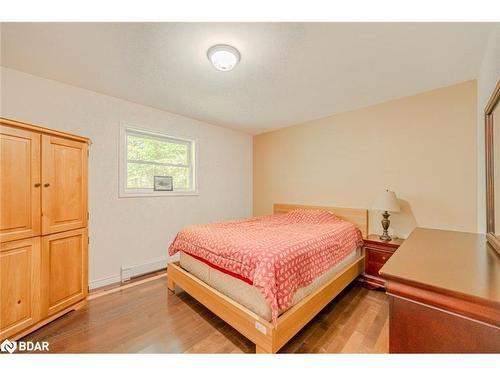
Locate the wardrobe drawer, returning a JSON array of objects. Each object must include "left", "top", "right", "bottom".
[{"left": 0, "top": 237, "right": 42, "bottom": 340}]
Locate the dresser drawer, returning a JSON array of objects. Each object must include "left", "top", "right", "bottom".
[
  {"left": 361, "top": 236, "right": 403, "bottom": 289},
  {"left": 365, "top": 248, "right": 394, "bottom": 278},
  {"left": 365, "top": 260, "right": 384, "bottom": 277},
  {"left": 366, "top": 248, "right": 392, "bottom": 264}
]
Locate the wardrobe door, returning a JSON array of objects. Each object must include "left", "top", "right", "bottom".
[
  {"left": 41, "top": 135, "right": 88, "bottom": 235},
  {"left": 41, "top": 228, "right": 88, "bottom": 317},
  {"left": 0, "top": 237, "right": 41, "bottom": 340},
  {"left": 0, "top": 125, "right": 41, "bottom": 243}
]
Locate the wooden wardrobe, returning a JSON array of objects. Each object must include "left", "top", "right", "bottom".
[{"left": 0, "top": 117, "right": 89, "bottom": 340}]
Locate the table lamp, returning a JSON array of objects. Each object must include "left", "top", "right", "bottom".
[{"left": 372, "top": 190, "right": 400, "bottom": 241}]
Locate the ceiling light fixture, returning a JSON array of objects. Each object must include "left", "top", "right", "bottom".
[{"left": 207, "top": 44, "right": 240, "bottom": 72}]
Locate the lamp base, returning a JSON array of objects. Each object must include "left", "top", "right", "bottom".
[
  {"left": 379, "top": 211, "right": 392, "bottom": 242},
  {"left": 379, "top": 233, "right": 392, "bottom": 242}
]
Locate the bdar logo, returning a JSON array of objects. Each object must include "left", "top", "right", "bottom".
[
  {"left": 0, "top": 339, "right": 49, "bottom": 353},
  {"left": 1, "top": 339, "right": 17, "bottom": 354}
]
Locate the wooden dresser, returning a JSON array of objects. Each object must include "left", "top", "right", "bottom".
[
  {"left": 0, "top": 117, "right": 90, "bottom": 340},
  {"left": 380, "top": 228, "right": 500, "bottom": 353}
]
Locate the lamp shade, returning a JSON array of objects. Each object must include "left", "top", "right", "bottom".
[{"left": 372, "top": 190, "right": 400, "bottom": 212}]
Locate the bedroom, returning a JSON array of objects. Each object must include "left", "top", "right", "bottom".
[{"left": 0, "top": 1, "right": 499, "bottom": 373}]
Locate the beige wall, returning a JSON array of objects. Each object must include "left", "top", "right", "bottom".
[
  {"left": 1, "top": 67, "right": 253, "bottom": 288},
  {"left": 254, "top": 81, "right": 477, "bottom": 238}
]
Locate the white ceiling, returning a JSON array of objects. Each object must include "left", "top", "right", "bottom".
[{"left": 0, "top": 23, "right": 495, "bottom": 134}]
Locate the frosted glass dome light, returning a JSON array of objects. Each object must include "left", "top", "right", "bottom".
[{"left": 207, "top": 44, "right": 240, "bottom": 71}]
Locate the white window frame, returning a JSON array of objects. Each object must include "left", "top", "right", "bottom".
[{"left": 119, "top": 124, "right": 198, "bottom": 197}]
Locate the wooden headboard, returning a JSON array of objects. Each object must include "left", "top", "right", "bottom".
[{"left": 273, "top": 203, "right": 369, "bottom": 238}]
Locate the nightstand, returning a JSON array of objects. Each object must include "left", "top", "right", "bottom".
[{"left": 360, "top": 234, "right": 404, "bottom": 289}]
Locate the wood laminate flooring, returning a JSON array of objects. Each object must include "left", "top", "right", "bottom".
[{"left": 23, "top": 273, "right": 389, "bottom": 353}]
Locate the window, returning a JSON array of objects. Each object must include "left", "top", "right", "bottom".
[{"left": 120, "top": 126, "right": 196, "bottom": 196}]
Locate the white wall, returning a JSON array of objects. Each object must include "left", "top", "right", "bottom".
[
  {"left": 476, "top": 26, "right": 500, "bottom": 232},
  {"left": 0, "top": 67, "right": 253, "bottom": 288}
]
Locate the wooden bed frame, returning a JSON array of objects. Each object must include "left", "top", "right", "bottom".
[{"left": 167, "top": 203, "right": 368, "bottom": 353}]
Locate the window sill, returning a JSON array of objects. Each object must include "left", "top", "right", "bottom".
[{"left": 119, "top": 191, "right": 199, "bottom": 198}]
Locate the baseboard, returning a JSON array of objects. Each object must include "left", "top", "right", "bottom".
[
  {"left": 89, "top": 256, "right": 175, "bottom": 290},
  {"left": 120, "top": 257, "right": 170, "bottom": 282},
  {"left": 89, "top": 274, "right": 121, "bottom": 290},
  {"left": 88, "top": 272, "right": 167, "bottom": 300}
]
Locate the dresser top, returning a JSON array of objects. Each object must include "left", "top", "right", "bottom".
[
  {"left": 364, "top": 234, "right": 404, "bottom": 247},
  {"left": 380, "top": 227, "right": 500, "bottom": 304}
]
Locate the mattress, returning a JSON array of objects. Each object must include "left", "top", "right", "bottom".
[{"left": 179, "top": 248, "right": 359, "bottom": 321}]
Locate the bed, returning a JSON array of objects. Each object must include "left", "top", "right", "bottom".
[{"left": 167, "top": 203, "right": 368, "bottom": 353}]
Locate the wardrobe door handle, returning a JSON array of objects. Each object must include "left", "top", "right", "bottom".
[
  {"left": 43, "top": 183, "right": 50, "bottom": 187},
  {"left": 34, "top": 183, "right": 41, "bottom": 187}
]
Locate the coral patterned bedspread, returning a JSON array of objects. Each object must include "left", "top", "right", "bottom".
[{"left": 168, "top": 209, "right": 363, "bottom": 322}]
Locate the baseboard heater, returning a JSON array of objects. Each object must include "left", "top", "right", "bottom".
[{"left": 120, "top": 258, "right": 169, "bottom": 283}]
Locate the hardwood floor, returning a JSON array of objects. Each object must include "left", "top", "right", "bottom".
[{"left": 23, "top": 273, "right": 389, "bottom": 353}]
